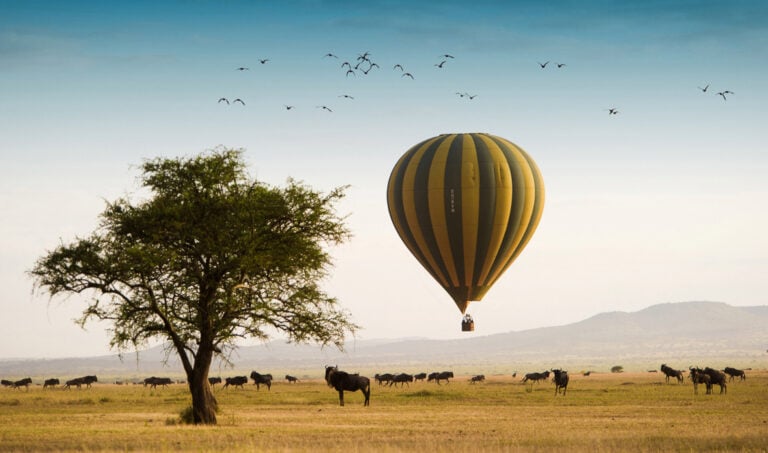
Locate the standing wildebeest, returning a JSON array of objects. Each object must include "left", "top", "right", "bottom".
[
  {"left": 689, "top": 367, "right": 712, "bottom": 395},
  {"left": 249, "top": 371, "right": 273, "bottom": 391},
  {"left": 469, "top": 374, "right": 485, "bottom": 384},
  {"left": 413, "top": 372, "right": 427, "bottom": 382},
  {"left": 2, "top": 379, "right": 15, "bottom": 387},
  {"left": 13, "top": 377, "right": 32, "bottom": 390},
  {"left": 722, "top": 367, "right": 746, "bottom": 382},
  {"left": 389, "top": 373, "right": 414, "bottom": 388},
  {"left": 522, "top": 371, "right": 550, "bottom": 383},
  {"left": 208, "top": 376, "right": 222, "bottom": 386},
  {"left": 374, "top": 373, "right": 394, "bottom": 386},
  {"left": 43, "top": 378, "right": 60, "bottom": 389},
  {"left": 144, "top": 376, "right": 172, "bottom": 389},
  {"left": 703, "top": 367, "right": 727, "bottom": 394},
  {"left": 660, "top": 364, "right": 684, "bottom": 384},
  {"left": 224, "top": 376, "right": 248, "bottom": 389},
  {"left": 427, "top": 371, "right": 454, "bottom": 385},
  {"left": 551, "top": 369, "right": 569, "bottom": 396},
  {"left": 285, "top": 375, "right": 299, "bottom": 383},
  {"left": 324, "top": 365, "right": 370, "bottom": 407}
]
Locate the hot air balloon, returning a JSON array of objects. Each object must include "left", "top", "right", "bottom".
[{"left": 386, "top": 133, "right": 545, "bottom": 330}]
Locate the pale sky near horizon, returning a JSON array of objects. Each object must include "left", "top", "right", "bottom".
[{"left": 1, "top": 0, "right": 766, "bottom": 359}]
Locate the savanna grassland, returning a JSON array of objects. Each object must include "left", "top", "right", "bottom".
[{"left": 0, "top": 371, "right": 766, "bottom": 452}]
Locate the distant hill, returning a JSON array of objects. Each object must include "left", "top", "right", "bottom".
[{"left": 2, "top": 301, "right": 766, "bottom": 380}]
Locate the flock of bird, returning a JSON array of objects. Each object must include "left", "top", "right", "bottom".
[{"left": 218, "top": 51, "right": 735, "bottom": 116}]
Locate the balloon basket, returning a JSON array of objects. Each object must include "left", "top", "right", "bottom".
[{"left": 461, "top": 319, "right": 475, "bottom": 332}]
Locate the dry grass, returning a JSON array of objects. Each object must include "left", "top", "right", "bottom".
[{"left": 0, "top": 371, "right": 766, "bottom": 452}]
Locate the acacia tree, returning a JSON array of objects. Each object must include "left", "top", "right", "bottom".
[{"left": 30, "top": 149, "right": 357, "bottom": 424}]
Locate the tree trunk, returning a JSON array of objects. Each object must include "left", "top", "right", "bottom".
[{"left": 187, "top": 347, "right": 217, "bottom": 425}]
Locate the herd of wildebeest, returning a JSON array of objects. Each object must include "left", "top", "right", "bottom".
[{"left": 0, "top": 364, "right": 751, "bottom": 406}]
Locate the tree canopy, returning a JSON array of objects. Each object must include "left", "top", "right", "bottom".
[{"left": 30, "top": 149, "right": 357, "bottom": 423}]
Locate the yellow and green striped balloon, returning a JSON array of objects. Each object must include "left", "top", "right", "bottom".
[{"left": 387, "top": 133, "right": 545, "bottom": 315}]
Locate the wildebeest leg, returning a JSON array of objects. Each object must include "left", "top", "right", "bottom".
[{"left": 338, "top": 389, "right": 344, "bottom": 406}]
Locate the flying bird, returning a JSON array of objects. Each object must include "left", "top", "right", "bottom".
[
  {"left": 556, "top": 63, "right": 566, "bottom": 68},
  {"left": 284, "top": 105, "right": 294, "bottom": 110},
  {"left": 233, "top": 98, "right": 245, "bottom": 105},
  {"left": 357, "top": 51, "right": 371, "bottom": 61},
  {"left": 698, "top": 84, "right": 710, "bottom": 92},
  {"left": 317, "top": 105, "right": 333, "bottom": 112},
  {"left": 258, "top": 59, "right": 269, "bottom": 64},
  {"left": 440, "top": 54, "right": 455, "bottom": 59},
  {"left": 606, "top": 108, "right": 619, "bottom": 115},
  {"left": 435, "top": 60, "right": 447, "bottom": 68},
  {"left": 538, "top": 61, "right": 549, "bottom": 68},
  {"left": 456, "top": 92, "right": 465, "bottom": 97},
  {"left": 345, "top": 69, "right": 356, "bottom": 77},
  {"left": 466, "top": 94, "right": 478, "bottom": 100},
  {"left": 717, "top": 90, "right": 734, "bottom": 100},
  {"left": 402, "top": 72, "right": 414, "bottom": 79},
  {"left": 393, "top": 64, "right": 404, "bottom": 71},
  {"left": 323, "top": 52, "right": 338, "bottom": 58},
  {"left": 218, "top": 97, "right": 229, "bottom": 104},
  {"left": 341, "top": 61, "right": 352, "bottom": 69},
  {"left": 236, "top": 67, "right": 249, "bottom": 71},
  {"left": 339, "top": 94, "right": 354, "bottom": 99}
]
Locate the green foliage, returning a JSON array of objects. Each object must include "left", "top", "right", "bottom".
[
  {"left": 29, "top": 149, "right": 357, "bottom": 424},
  {"left": 611, "top": 365, "right": 624, "bottom": 373}
]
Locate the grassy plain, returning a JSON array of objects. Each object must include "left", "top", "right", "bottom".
[{"left": 0, "top": 371, "right": 766, "bottom": 452}]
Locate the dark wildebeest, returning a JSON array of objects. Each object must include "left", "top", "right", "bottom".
[
  {"left": 389, "top": 373, "right": 414, "bottom": 388},
  {"left": 43, "top": 378, "right": 60, "bottom": 389},
  {"left": 427, "top": 371, "right": 454, "bottom": 385},
  {"left": 285, "top": 375, "right": 299, "bottom": 383},
  {"left": 324, "top": 365, "right": 370, "bottom": 407},
  {"left": 208, "top": 376, "right": 222, "bottom": 386},
  {"left": 522, "top": 371, "right": 550, "bottom": 383},
  {"left": 374, "top": 373, "right": 394, "bottom": 386},
  {"left": 469, "top": 374, "right": 485, "bottom": 384},
  {"left": 703, "top": 367, "right": 727, "bottom": 394},
  {"left": 413, "top": 372, "right": 427, "bottom": 382},
  {"left": 224, "top": 376, "right": 248, "bottom": 389},
  {"left": 552, "top": 369, "right": 569, "bottom": 396},
  {"left": 249, "top": 371, "right": 273, "bottom": 391},
  {"left": 660, "top": 364, "right": 684, "bottom": 384},
  {"left": 13, "top": 377, "right": 32, "bottom": 390},
  {"left": 689, "top": 367, "right": 712, "bottom": 395},
  {"left": 144, "top": 376, "right": 172, "bottom": 389},
  {"left": 1, "top": 379, "right": 15, "bottom": 387},
  {"left": 722, "top": 367, "right": 746, "bottom": 382}
]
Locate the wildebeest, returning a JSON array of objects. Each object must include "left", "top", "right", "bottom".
[
  {"left": 689, "top": 367, "right": 712, "bottom": 395},
  {"left": 324, "top": 365, "right": 370, "bottom": 407},
  {"left": 285, "top": 375, "right": 299, "bottom": 383},
  {"left": 224, "top": 376, "right": 248, "bottom": 389},
  {"left": 427, "top": 371, "right": 454, "bottom": 385},
  {"left": 389, "top": 373, "right": 414, "bottom": 388},
  {"left": 660, "top": 364, "right": 684, "bottom": 384},
  {"left": 703, "top": 367, "right": 727, "bottom": 394},
  {"left": 374, "top": 373, "right": 394, "bottom": 386},
  {"left": 1, "top": 379, "right": 13, "bottom": 387},
  {"left": 144, "top": 376, "right": 172, "bottom": 389},
  {"left": 64, "top": 376, "right": 97, "bottom": 390},
  {"left": 208, "top": 376, "right": 222, "bottom": 386},
  {"left": 13, "top": 377, "right": 32, "bottom": 390},
  {"left": 249, "top": 371, "right": 273, "bottom": 391},
  {"left": 522, "top": 371, "right": 550, "bottom": 383},
  {"left": 552, "top": 369, "right": 569, "bottom": 396},
  {"left": 469, "top": 374, "right": 485, "bottom": 384},
  {"left": 413, "top": 372, "right": 427, "bottom": 382},
  {"left": 43, "top": 378, "right": 60, "bottom": 389},
  {"left": 722, "top": 367, "right": 746, "bottom": 382}
]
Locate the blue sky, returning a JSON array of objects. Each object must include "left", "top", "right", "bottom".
[{"left": 1, "top": 0, "right": 766, "bottom": 358}]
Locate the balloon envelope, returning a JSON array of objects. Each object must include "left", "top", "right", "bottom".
[{"left": 387, "top": 133, "right": 545, "bottom": 314}]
